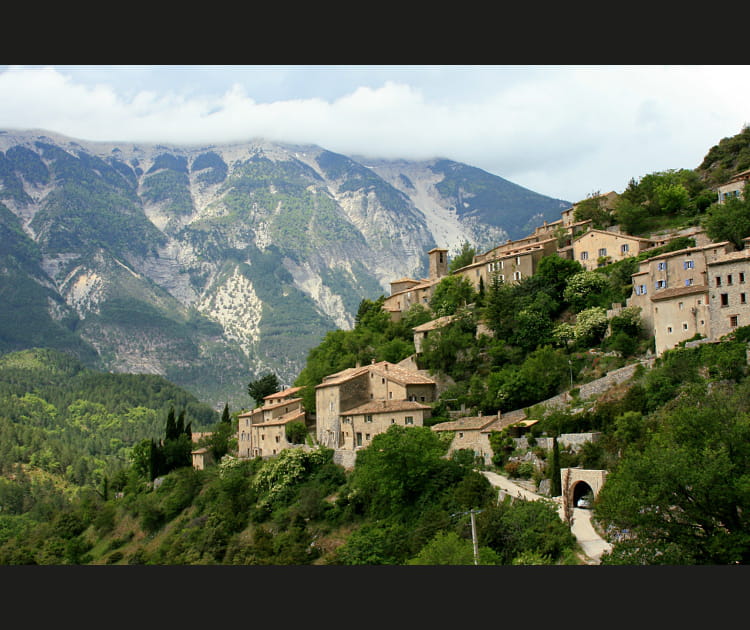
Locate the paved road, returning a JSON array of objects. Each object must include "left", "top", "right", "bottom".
[{"left": 481, "top": 471, "right": 612, "bottom": 564}]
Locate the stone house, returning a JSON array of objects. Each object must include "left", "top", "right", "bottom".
[
  {"left": 412, "top": 314, "right": 454, "bottom": 354},
  {"left": 339, "top": 399, "right": 432, "bottom": 450},
  {"left": 707, "top": 246, "right": 750, "bottom": 340},
  {"left": 453, "top": 237, "right": 558, "bottom": 291},
  {"left": 431, "top": 409, "right": 526, "bottom": 465},
  {"left": 572, "top": 228, "right": 656, "bottom": 270},
  {"left": 716, "top": 168, "right": 750, "bottom": 203},
  {"left": 315, "top": 360, "right": 437, "bottom": 450},
  {"left": 626, "top": 241, "right": 734, "bottom": 355},
  {"left": 237, "top": 386, "right": 309, "bottom": 459},
  {"left": 191, "top": 446, "right": 214, "bottom": 470},
  {"left": 383, "top": 248, "right": 449, "bottom": 321}
]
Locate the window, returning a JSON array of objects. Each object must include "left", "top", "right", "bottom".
[
  {"left": 635, "top": 284, "right": 647, "bottom": 295},
  {"left": 667, "top": 326, "right": 673, "bottom": 334},
  {"left": 621, "top": 243, "right": 629, "bottom": 254},
  {"left": 365, "top": 414, "right": 373, "bottom": 423},
  {"left": 684, "top": 260, "right": 694, "bottom": 269},
  {"left": 683, "top": 323, "right": 689, "bottom": 330},
  {"left": 721, "top": 293, "right": 729, "bottom": 307},
  {"left": 598, "top": 248, "right": 607, "bottom": 257},
  {"left": 657, "top": 261, "right": 666, "bottom": 270},
  {"left": 513, "top": 271, "right": 521, "bottom": 281},
  {"left": 389, "top": 391, "right": 393, "bottom": 399},
  {"left": 685, "top": 278, "right": 693, "bottom": 286},
  {"left": 678, "top": 302, "right": 684, "bottom": 310},
  {"left": 742, "top": 293, "right": 747, "bottom": 304},
  {"left": 728, "top": 274, "right": 734, "bottom": 285},
  {"left": 405, "top": 416, "right": 414, "bottom": 425},
  {"left": 365, "top": 434, "right": 370, "bottom": 441},
  {"left": 356, "top": 433, "right": 362, "bottom": 447},
  {"left": 655, "top": 280, "right": 666, "bottom": 289},
  {"left": 580, "top": 251, "right": 588, "bottom": 260},
  {"left": 730, "top": 315, "right": 739, "bottom": 328},
  {"left": 516, "top": 256, "right": 521, "bottom": 265},
  {"left": 458, "top": 432, "right": 464, "bottom": 439},
  {"left": 716, "top": 276, "right": 722, "bottom": 286},
  {"left": 275, "top": 436, "right": 280, "bottom": 443},
  {"left": 741, "top": 272, "right": 745, "bottom": 283}
]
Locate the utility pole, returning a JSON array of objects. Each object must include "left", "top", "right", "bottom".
[
  {"left": 470, "top": 509, "right": 479, "bottom": 565},
  {"left": 452, "top": 508, "right": 483, "bottom": 565}
]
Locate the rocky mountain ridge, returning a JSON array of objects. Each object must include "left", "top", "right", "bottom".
[{"left": 0, "top": 128, "right": 570, "bottom": 409}]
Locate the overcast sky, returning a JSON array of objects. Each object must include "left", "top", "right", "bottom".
[{"left": 1, "top": 65, "right": 748, "bottom": 203}]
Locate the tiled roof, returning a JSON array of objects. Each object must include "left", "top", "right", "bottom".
[
  {"left": 238, "top": 397, "right": 304, "bottom": 417},
  {"left": 651, "top": 285, "right": 708, "bottom": 301},
  {"left": 264, "top": 386, "right": 304, "bottom": 400},
  {"left": 707, "top": 248, "right": 750, "bottom": 265},
  {"left": 412, "top": 315, "right": 454, "bottom": 332},
  {"left": 248, "top": 409, "right": 306, "bottom": 427},
  {"left": 316, "top": 361, "right": 436, "bottom": 388},
  {"left": 344, "top": 400, "right": 431, "bottom": 415},
  {"left": 431, "top": 409, "right": 526, "bottom": 433}
]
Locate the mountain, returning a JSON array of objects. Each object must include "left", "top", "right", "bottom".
[{"left": 0, "top": 129, "right": 570, "bottom": 409}]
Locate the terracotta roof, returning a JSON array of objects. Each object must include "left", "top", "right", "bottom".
[
  {"left": 412, "top": 315, "right": 454, "bottom": 332},
  {"left": 238, "top": 397, "right": 304, "bottom": 417},
  {"left": 572, "top": 229, "right": 655, "bottom": 245},
  {"left": 651, "top": 285, "right": 708, "bottom": 301},
  {"left": 707, "top": 248, "right": 750, "bottom": 265},
  {"left": 344, "top": 400, "right": 431, "bottom": 415},
  {"left": 431, "top": 409, "right": 527, "bottom": 433},
  {"left": 248, "top": 409, "right": 306, "bottom": 427},
  {"left": 644, "top": 241, "right": 730, "bottom": 262},
  {"left": 264, "top": 386, "right": 304, "bottom": 400},
  {"left": 316, "top": 361, "right": 436, "bottom": 388}
]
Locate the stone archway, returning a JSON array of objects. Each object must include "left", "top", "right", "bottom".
[{"left": 560, "top": 468, "right": 608, "bottom": 523}]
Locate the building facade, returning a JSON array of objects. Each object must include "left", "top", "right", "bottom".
[
  {"left": 315, "top": 360, "right": 436, "bottom": 450},
  {"left": 237, "top": 386, "right": 308, "bottom": 459}
]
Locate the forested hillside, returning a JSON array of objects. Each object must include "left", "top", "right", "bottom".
[{"left": 2, "top": 127, "right": 750, "bottom": 565}]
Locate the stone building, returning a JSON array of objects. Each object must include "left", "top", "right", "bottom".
[
  {"left": 572, "top": 228, "right": 656, "bottom": 270},
  {"left": 707, "top": 247, "right": 750, "bottom": 340},
  {"left": 237, "top": 386, "right": 309, "bottom": 459},
  {"left": 431, "top": 409, "right": 526, "bottom": 465},
  {"left": 716, "top": 168, "right": 750, "bottom": 203},
  {"left": 315, "top": 360, "right": 436, "bottom": 451},
  {"left": 383, "top": 248, "right": 449, "bottom": 321},
  {"left": 626, "top": 241, "right": 734, "bottom": 355}
]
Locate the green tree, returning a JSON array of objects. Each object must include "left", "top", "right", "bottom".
[
  {"left": 349, "top": 424, "right": 456, "bottom": 519},
  {"left": 597, "top": 381, "right": 750, "bottom": 564},
  {"left": 248, "top": 373, "right": 280, "bottom": 407},
  {"left": 702, "top": 184, "right": 750, "bottom": 249},
  {"left": 449, "top": 241, "right": 476, "bottom": 273},
  {"left": 407, "top": 530, "right": 501, "bottom": 565},
  {"left": 429, "top": 275, "right": 477, "bottom": 317}
]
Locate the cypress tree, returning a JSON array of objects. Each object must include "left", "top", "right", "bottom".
[
  {"left": 176, "top": 409, "right": 185, "bottom": 436},
  {"left": 549, "top": 437, "right": 562, "bottom": 496},
  {"left": 221, "top": 403, "right": 230, "bottom": 424},
  {"left": 165, "top": 407, "right": 178, "bottom": 442}
]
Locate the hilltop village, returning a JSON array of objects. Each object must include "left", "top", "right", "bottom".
[{"left": 192, "top": 169, "right": 750, "bottom": 473}]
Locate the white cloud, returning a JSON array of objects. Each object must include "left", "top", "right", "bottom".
[{"left": 1, "top": 65, "right": 748, "bottom": 202}]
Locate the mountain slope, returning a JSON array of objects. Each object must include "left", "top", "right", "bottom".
[{"left": 0, "top": 128, "right": 571, "bottom": 408}]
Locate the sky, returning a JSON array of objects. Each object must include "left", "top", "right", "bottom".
[{"left": 1, "top": 64, "right": 748, "bottom": 203}]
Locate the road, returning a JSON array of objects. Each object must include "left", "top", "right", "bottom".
[{"left": 481, "top": 471, "right": 612, "bottom": 564}]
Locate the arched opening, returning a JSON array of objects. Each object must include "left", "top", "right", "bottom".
[{"left": 572, "top": 480, "right": 594, "bottom": 508}]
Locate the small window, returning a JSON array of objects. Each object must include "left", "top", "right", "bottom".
[
  {"left": 728, "top": 274, "right": 734, "bottom": 285},
  {"left": 730, "top": 315, "right": 739, "bottom": 328},
  {"left": 740, "top": 272, "right": 745, "bottom": 283},
  {"left": 655, "top": 280, "right": 666, "bottom": 289},
  {"left": 685, "top": 278, "right": 693, "bottom": 286},
  {"left": 683, "top": 322, "right": 689, "bottom": 330},
  {"left": 658, "top": 261, "right": 666, "bottom": 270},
  {"left": 667, "top": 326, "right": 673, "bottom": 334},
  {"left": 716, "top": 276, "right": 722, "bottom": 287},
  {"left": 405, "top": 416, "right": 414, "bottom": 425},
  {"left": 365, "top": 414, "right": 373, "bottom": 423},
  {"left": 684, "top": 260, "right": 694, "bottom": 269},
  {"left": 742, "top": 293, "right": 747, "bottom": 304},
  {"left": 679, "top": 302, "right": 684, "bottom": 310},
  {"left": 721, "top": 293, "right": 729, "bottom": 307},
  {"left": 458, "top": 432, "right": 464, "bottom": 439},
  {"left": 580, "top": 251, "right": 589, "bottom": 260},
  {"left": 621, "top": 243, "right": 629, "bottom": 254},
  {"left": 598, "top": 248, "right": 607, "bottom": 257}
]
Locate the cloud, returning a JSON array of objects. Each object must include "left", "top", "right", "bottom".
[{"left": 1, "top": 65, "right": 748, "bottom": 202}]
